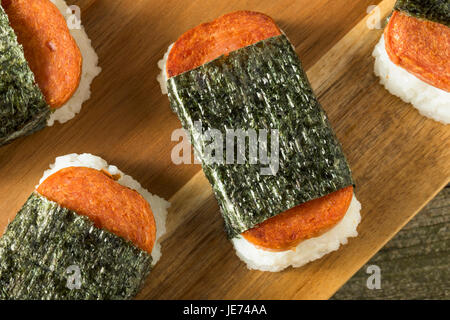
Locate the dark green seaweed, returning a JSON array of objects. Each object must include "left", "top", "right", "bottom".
[
  {"left": 0, "top": 6, "right": 50, "bottom": 146},
  {"left": 168, "top": 35, "right": 354, "bottom": 238},
  {"left": 394, "top": 0, "right": 450, "bottom": 27},
  {"left": 0, "top": 193, "right": 152, "bottom": 300}
]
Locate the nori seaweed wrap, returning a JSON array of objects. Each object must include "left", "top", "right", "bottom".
[
  {"left": 0, "top": 155, "right": 168, "bottom": 300},
  {"left": 0, "top": 5, "right": 50, "bottom": 146},
  {"left": 394, "top": 0, "right": 450, "bottom": 27},
  {"left": 373, "top": 0, "right": 450, "bottom": 123},
  {"left": 0, "top": 193, "right": 152, "bottom": 300},
  {"left": 0, "top": 0, "right": 92, "bottom": 146},
  {"left": 167, "top": 21, "right": 354, "bottom": 238}
]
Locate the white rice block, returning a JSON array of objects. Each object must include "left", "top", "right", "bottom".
[
  {"left": 47, "top": 0, "right": 102, "bottom": 126},
  {"left": 38, "top": 153, "right": 170, "bottom": 266},
  {"left": 157, "top": 44, "right": 173, "bottom": 95},
  {"left": 232, "top": 195, "right": 362, "bottom": 272},
  {"left": 373, "top": 35, "right": 450, "bottom": 124}
]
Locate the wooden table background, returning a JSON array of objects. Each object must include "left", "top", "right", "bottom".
[
  {"left": 334, "top": 185, "right": 449, "bottom": 299},
  {"left": 0, "top": 0, "right": 448, "bottom": 299}
]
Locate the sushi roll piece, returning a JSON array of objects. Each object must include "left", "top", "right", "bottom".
[
  {"left": 158, "top": 11, "right": 361, "bottom": 272},
  {"left": 0, "top": 0, "right": 101, "bottom": 146},
  {"left": 0, "top": 154, "right": 169, "bottom": 299},
  {"left": 373, "top": 0, "right": 450, "bottom": 124}
]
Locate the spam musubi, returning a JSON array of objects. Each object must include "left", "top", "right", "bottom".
[
  {"left": 158, "top": 11, "right": 362, "bottom": 272},
  {"left": 0, "top": 154, "right": 169, "bottom": 299},
  {"left": 373, "top": 0, "right": 450, "bottom": 124},
  {"left": 0, "top": 0, "right": 101, "bottom": 146}
]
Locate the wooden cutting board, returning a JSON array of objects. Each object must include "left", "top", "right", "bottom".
[{"left": 0, "top": 0, "right": 448, "bottom": 300}]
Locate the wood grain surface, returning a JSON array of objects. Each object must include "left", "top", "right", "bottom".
[
  {"left": 0, "top": 0, "right": 448, "bottom": 299},
  {"left": 333, "top": 186, "right": 449, "bottom": 300}
]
